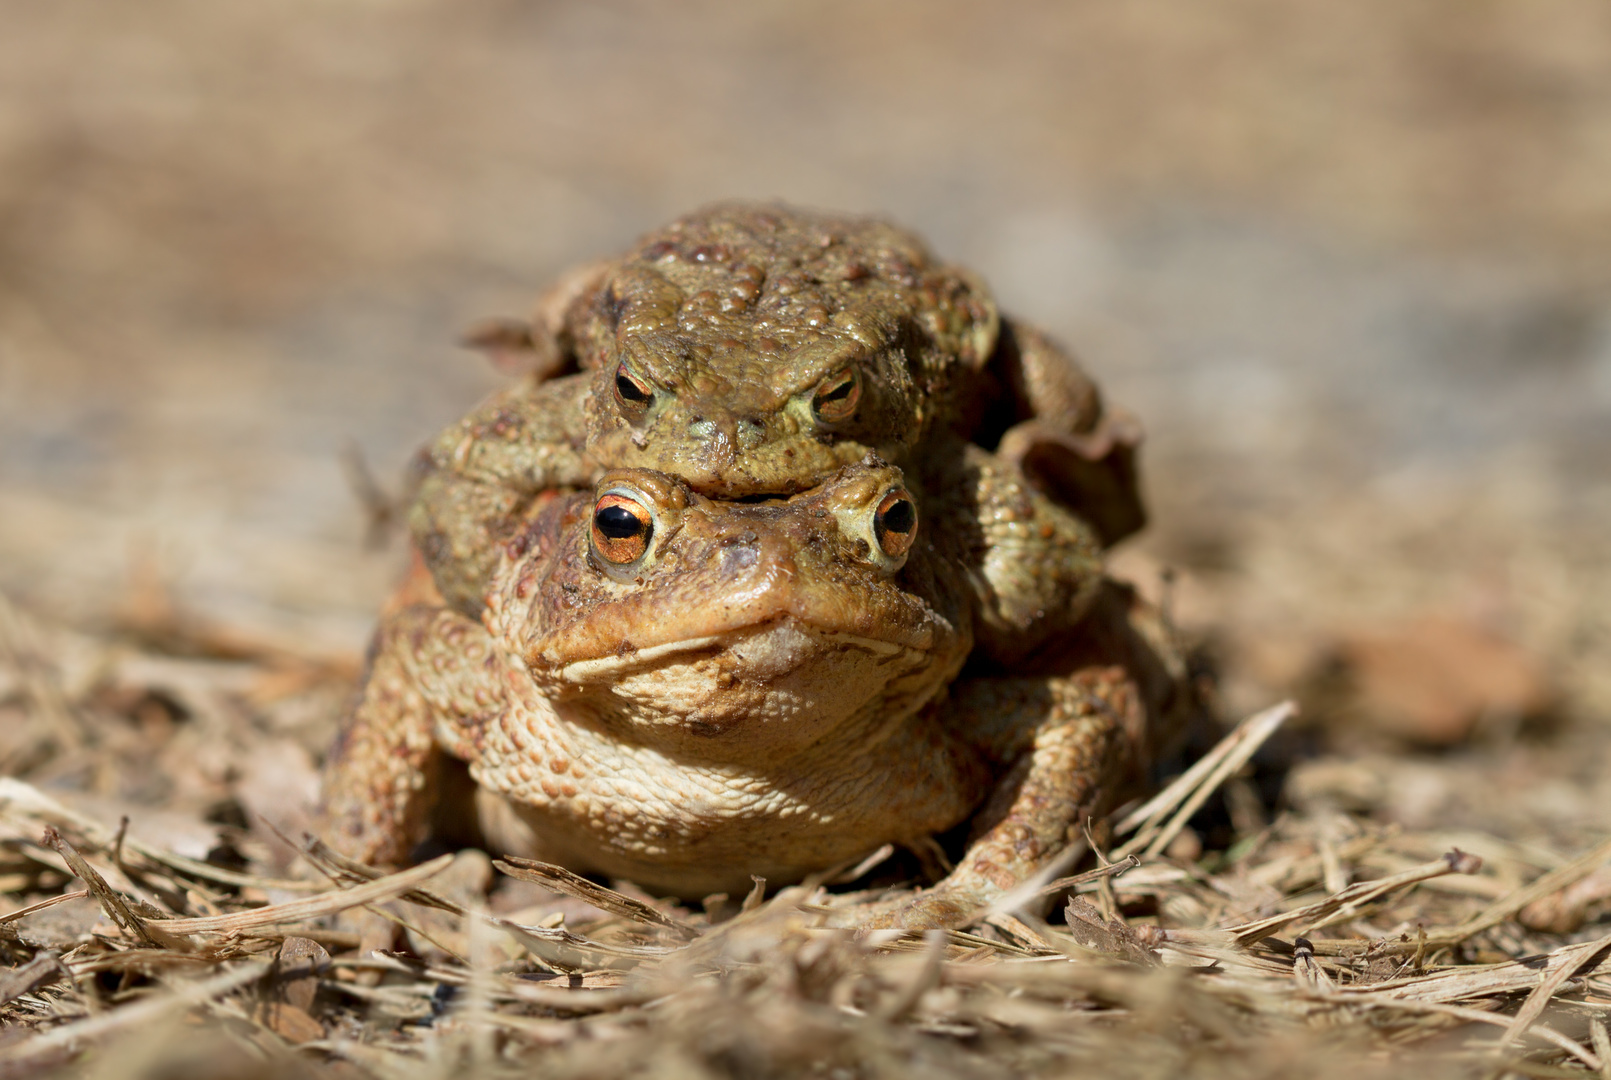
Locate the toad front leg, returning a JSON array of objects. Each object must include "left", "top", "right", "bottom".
[
  {"left": 320, "top": 604, "right": 506, "bottom": 866},
  {"left": 853, "top": 668, "right": 1142, "bottom": 931},
  {"left": 850, "top": 583, "right": 1182, "bottom": 931}
]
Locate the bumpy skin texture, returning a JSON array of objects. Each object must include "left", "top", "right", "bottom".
[
  {"left": 573, "top": 206, "right": 996, "bottom": 495},
  {"left": 414, "top": 203, "right": 1145, "bottom": 619},
  {"left": 323, "top": 451, "right": 1190, "bottom": 926}
]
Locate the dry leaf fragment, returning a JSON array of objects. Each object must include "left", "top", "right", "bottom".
[
  {"left": 272, "top": 936, "right": 330, "bottom": 1013},
  {"left": 254, "top": 1000, "right": 326, "bottom": 1044},
  {"left": 1063, "top": 896, "right": 1161, "bottom": 965}
]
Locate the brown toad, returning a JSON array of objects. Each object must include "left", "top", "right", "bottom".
[
  {"left": 415, "top": 203, "right": 1144, "bottom": 618},
  {"left": 322, "top": 449, "right": 1188, "bottom": 928}
]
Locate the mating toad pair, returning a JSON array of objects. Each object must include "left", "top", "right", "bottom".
[{"left": 320, "top": 203, "right": 1195, "bottom": 929}]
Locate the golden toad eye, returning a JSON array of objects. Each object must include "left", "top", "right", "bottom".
[
  {"left": 613, "top": 361, "right": 655, "bottom": 419},
  {"left": 591, "top": 493, "right": 653, "bottom": 564},
  {"left": 811, "top": 366, "right": 861, "bottom": 424},
  {"left": 873, "top": 488, "right": 917, "bottom": 558}
]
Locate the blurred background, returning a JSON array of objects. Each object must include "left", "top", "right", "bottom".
[{"left": 2, "top": 0, "right": 1608, "bottom": 757}]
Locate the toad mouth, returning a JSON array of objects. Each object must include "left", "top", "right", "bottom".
[{"left": 551, "top": 620, "right": 924, "bottom": 685}]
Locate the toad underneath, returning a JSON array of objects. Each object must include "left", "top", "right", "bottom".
[{"left": 323, "top": 457, "right": 1189, "bottom": 928}]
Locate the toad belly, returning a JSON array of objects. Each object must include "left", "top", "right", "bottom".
[{"left": 464, "top": 667, "right": 991, "bottom": 898}]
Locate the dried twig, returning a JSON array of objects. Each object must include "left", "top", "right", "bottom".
[
  {"left": 1115, "top": 701, "right": 1295, "bottom": 858},
  {"left": 1435, "top": 835, "right": 1611, "bottom": 948},
  {"left": 0, "top": 961, "right": 268, "bottom": 1075},
  {"left": 41, "top": 826, "right": 174, "bottom": 949},
  {"left": 1226, "top": 849, "right": 1483, "bottom": 947},
  {"left": 0, "top": 951, "right": 64, "bottom": 1007},
  {"left": 298, "top": 841, "right": 674, "bottom": 967},
  {"left": 1348, "top": 996, "right": 1602, "bottom": 1070},
  {"left": 495, "top": 857, "right": 698, "bottom": 938},
  {"left": 0, "top": 778, "right": 322, "bottom": 892},
  {"left": 146, "top": 855, "right": 454, "bottom": 935},
  {"left": 1496, "top": 932, "right": 1611, "bottom": 1052},
  {"left": 0, "top": 888, "right": 89, "bottom": 925},
  {"left": 1034, "top": 853, "right": 1143, "bottom": 899}
]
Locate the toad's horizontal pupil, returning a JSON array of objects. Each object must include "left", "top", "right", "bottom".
[
  {"left": 879, "top": 500, "right": 915, "bottom": 534},
  {"left": 596, "top": 504, "right": 648, "bottom": 540},
  {"left": 819, "top": 378, "right": 852, "bottom": 402},
  {"left": 616, "top": 373, "right": 652, "bottom": 403}
]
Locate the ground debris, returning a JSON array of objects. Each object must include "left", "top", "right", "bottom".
[{"left": 4, "top": 597, "right": 1611, "bottom": 1079}]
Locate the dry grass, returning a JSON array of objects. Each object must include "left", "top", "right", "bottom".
[{"left": 5, "top": 592, "right": 1611, "bottom": 1080}]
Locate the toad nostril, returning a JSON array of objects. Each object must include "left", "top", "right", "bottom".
[
  {"left": 735, "top": 417, "right": 766, "bottom": 449},
  {"left": 718, "top": 537, "right": 760, "bottom": 573}
]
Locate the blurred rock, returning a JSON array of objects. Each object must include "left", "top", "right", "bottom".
[
  {"left": 1321, "top": 616, "right": 1554, "bottom": 747},
  {"left": 1285, "top": 757, "right": 1393, "bottom": 815},
  {"left": 1164, "top": 827, "right": 1203, "bottom": 863},
  {"left": 1517, "top": 863, "right": 1611, "bottom": 934}
]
